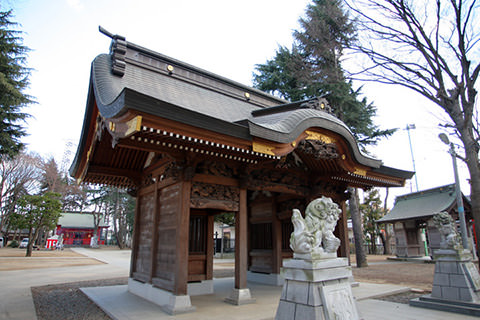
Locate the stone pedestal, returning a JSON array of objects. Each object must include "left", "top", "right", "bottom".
[
  {"left": 224, "top": 288, "right": 256, "bottom": 305},
  {"left": 275, "top": 257, "right": 360, "bottom": 320},
  {"left": 410, "top": 249, "right": 480, "bottom": 316},
  {"left": 128, "top": 278, "right": 196, "bottom": 315}
]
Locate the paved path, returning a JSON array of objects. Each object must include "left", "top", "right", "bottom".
[{"left": 0, "top": 248, "right": 129, "bottom": 320}]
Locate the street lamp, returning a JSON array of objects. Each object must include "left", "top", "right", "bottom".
[{"left": 438, "top": 133, "right": 469, "bottom": 249}]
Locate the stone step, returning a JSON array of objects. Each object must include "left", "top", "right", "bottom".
[{"left": 410, "top": 296, "right": 480, "bottom": 317}]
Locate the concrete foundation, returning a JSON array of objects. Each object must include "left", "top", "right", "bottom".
[{"left": 128, "top": 278, "right": 196, "bottom": 315}]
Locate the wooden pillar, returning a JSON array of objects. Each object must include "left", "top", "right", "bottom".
[
  {"left": 129, "top": 192, "right": 142, "bottom": 278},
  {"left": 226, "top": 187, "right": 255, "bottom": 305},
  {"left": 149, "top": 177, "right": 159, "bottom": 282},
  {"left": 272, "top": 195, "right": 282, "bottom": 274},
  {"left": 235, "top": 188, "right": 248, "bottom": 289},
  {"left": 175, "top": 181, "right": 191, "bottom": 295},
  {"left": 206, "top": 214, "right": 214, "bottom": 280}
]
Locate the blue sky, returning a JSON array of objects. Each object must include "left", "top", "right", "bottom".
[{"left": 3, "top": 0, "right": 471, "bottom": 206}]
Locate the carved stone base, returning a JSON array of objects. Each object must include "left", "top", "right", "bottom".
[
  {"left": 275, "top": 258, "right": 360, "bottom": 320},
  {"left": 224, "top": 288, "right": 256, "bottom": 305}
]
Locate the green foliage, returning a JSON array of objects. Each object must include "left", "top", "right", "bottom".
[
  {"left": 214, "top": 212, "right": 235, "bottom": 226},
  {"left": 253, "top": 0, "right": 395, "bottom": 146},
  {"left": 360, "top": 189, "right": 386, "bottom": 252},
  {"left": 0, "top": 9, "right": 33, "bottom": 159},
  {"left": 15, "top": 192, "right": 63, "bottom": 231}
]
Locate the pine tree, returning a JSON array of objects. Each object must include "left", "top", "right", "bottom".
[{"left": 0, "top": 9, "right": 33, "bottom": 159}]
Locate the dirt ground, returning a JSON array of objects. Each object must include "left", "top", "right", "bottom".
[
  {"left": 351, "top": 255, "right": 435, "bottom": 291},
  {"left": 0, "top": 247, "right": 105, "bottom": 271}
]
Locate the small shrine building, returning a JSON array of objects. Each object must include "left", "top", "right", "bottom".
[
  {"left": 70, "top": 31, "right": 413, "bottom": 313},
  {"left": 378, "top": 184, "right": 473, "bottom": 258}
]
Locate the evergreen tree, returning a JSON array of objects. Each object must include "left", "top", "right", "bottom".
[
  {"left": 0, "top": 9, "right": 33, "bottom": 159},
  {"left": 253, "top": 0, "right": 393, "bottom": 267}
]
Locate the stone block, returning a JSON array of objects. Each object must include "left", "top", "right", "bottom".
[
  {"left": 295, "top": 303, "right": 325, "bottom": 319},
  {"left": 439, "top": 261, "right": 459, "bottom": 274},
  {"left": 280, "top": 282, "right": 288, "bottom": 300},
  {"left": 225, "top": 288, "right": 256, "bottom": 305},
  {"left": 283, "top": 265, "right": 352, "bottom": 282},
  {"left": 431, "top": 285, "right": 442, "bottom": 298},
  {"left": 283, "top": 257, "right": 348, "bottom": 270},
  {"left": 450, "top": 274, "right": 469, "bottom": 288},
  {"left": 442, "top": 287, "right": 459, "bottom": 301},
  {"left": 275, "top": 300, "right": 296, "bottom": 320},
  {"left": 285, "top": 280, "right": 309, "bottom": 304},
  {"left": 433, "top": 273, "right": 449, "bottom": 286},
  {"left": 308, "top": 282, "right": 323, "bottom": 307},
  {"left": 459, "top": 288, "right": 474, "bottom": 301}
]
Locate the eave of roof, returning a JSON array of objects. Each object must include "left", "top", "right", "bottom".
[{"left": 377, "top": 184, "right": 462, "bottom": 223}]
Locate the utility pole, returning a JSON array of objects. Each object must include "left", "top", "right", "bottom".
[{"left": 405, "top": 124, "right": 418, "bottom": 192}]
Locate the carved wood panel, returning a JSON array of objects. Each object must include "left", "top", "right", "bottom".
[{"left": 190, "top": 182, "right": 239, "bottom": 211}]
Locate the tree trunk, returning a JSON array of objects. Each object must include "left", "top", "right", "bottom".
[
  {"left": 464, "top": 143, "right": 480, "bottom": 265},
  {"left": 25, "top": 227, "right": 33, "bottom": 257},
  {"left": 349, "top": 187, "right": 368, "bottom": 267}
]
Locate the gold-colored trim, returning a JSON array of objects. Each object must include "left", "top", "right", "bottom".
[
  {"left": 305, "top": 130, "right": 335, "bottom": 144},
  {"left": 109, "top": 122, "right": 116, "bottom": 132},
  {"left": 125, "top": 116, "right": 142, "bottom": 136},
  {"left": 353, "top": 168, "right": 367, "bottom": 176},
  {"left": 252, "top": 141, "right": 275, "bottom": 156}
]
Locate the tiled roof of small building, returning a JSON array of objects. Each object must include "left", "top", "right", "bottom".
[
  {"left": 57, "top": 213, "right": 109, "bottom": 229},
  {"left": 377, "top": 184, "right": 468, "bottom": 223}
]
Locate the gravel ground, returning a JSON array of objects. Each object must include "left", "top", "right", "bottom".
[{"left": 31, "top": 278, "right": 127, "bottom": 320}]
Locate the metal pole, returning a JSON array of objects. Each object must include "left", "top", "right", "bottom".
[
  {"left": 406, "top": 124, "right": 419, "bottom": 192},
  {"left": 450, "top": 143, "right": 469, "bottom": 249}
]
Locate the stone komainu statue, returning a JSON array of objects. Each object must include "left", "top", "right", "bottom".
[
  {"left": 432, "top": 211, "right": 463, "bottom": 250},
  {"left": 290, "top": 196, "right": 341, "bottom": 256}
]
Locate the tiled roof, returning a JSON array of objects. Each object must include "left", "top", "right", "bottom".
[
  {"left": 57, "top": 213, "right": 109, "bottom": 229},
  {"left": 377, "top": 184, "right": 464, "bottom": 223}
]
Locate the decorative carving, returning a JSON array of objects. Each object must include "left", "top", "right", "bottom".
[
  {"left": 191, "top": 182, "right": 239, "bottom": 203},
  {"left": 275, "top": 153, "right": 303, "bottom": 169},
  {"left": 142, "top": 173, "right": 155, "bottom": 187},
  {"left": 290, "top": 197, "right": 341, "bottom": 259},
  {"left": 196, "top": 161, "right": 235, "bottom": 177},
  {"left": 433, "top": 212, "right": 463, "bottom": 250},
  {"left": 300, "top": 96, "right": 333, "bottom": 115},
  {"left": 250, "top": 169, "right": 304, "bottom": 186},
  {"left": 162, "top": 162, "right": 181, "bottom": 180},
  {"left": 297, "top": 139, "right": 339, "bottom": 160}
]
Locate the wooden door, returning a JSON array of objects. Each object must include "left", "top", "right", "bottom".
[{"left": 188, "top": 210, "right": 213, "bottom": 282}]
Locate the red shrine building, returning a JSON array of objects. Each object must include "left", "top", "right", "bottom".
[
  {"left": 56, "top": 212, "right": 108, "bottom": 246},
  {"left": 70, "top": 30, "right": 413, "bottom": 314}
]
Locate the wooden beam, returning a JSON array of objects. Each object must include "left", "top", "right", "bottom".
[{"left": 88, "top": 164, "right": 142, "bottom": 181}]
